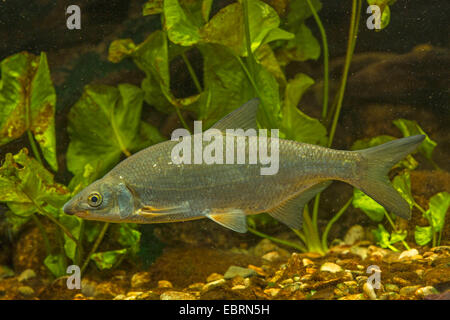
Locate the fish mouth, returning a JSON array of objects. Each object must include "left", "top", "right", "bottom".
[{"left": 63, "top": 201, "right": 87, "bottom": 217}]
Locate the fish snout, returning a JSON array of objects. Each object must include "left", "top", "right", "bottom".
[{"left": 63, "top": 201, "right": 77, "bottom": 215}]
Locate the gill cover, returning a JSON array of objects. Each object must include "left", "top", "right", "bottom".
[{"left": 115, "top": 183, "right": 134, "bottom": 219}]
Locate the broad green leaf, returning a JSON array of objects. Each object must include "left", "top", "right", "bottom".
[
  {"left": 91, "top": 249, "right": 128, "bottom": 270},
  {"left": 199, "top": 0, "right": 293, "bottom": 56},
  {"left": 393, "top": 119, "right": 437, "bottom": 161},
  {"left": 255, "top": 44, "right": 286, "bottom": 86},
  {"left": 277, "top": 23, "right": 320, "bottom": 64},
  {"left": 118, "top": 224, "right": 141, "bottom": 256},
  {"left": 280, "top": 73, "right": 327, "bottom": 145},
  {"left": 4, "top": 210, "right": 31, "bottom": 235},
  {"left": 352, "top": 188, "right": 386, "bottom": 222},
  {"left": 0, "top": 52, "right": 58, "bottom": 171},
  {"left": 0, "top": 149, "right": 69, "bottom": 220},
  {"left": 67, "top": 163, "right": 98, "bottom": 193},
  {"left": 392, "top": 171, "right": 414, "bottom": 209},
  {"left": 108, "top": 39, "right": 136, "bottom": 63},
  {"left": 426, "top": 192, "right": 450, "bottom": 232},
  {"left": 110, "top": 31, "right": 199, "bottom": 113},
  {"left": 130, "top": 122, "right": 166, "bottom": 153},
  {"left": 414, "top": 225, "right": 432, "bottom": 246},
  {"left": 351, "top": 135, "right": 418, "bottom": 170},
  {"left": 66, "top": 84, "right": 148, "bottom": 179},
  {"left": 191, "top": 44, "right": 254, "bottom": 128},
  {"left": 164, "top": 0, "right": 201, "bottom": 46},
  {"left": 367, "top": 0, "right": 395, "bottom": 30},
  {"left": 59, "top": 214, "right": 82, "bottom": 261},
  {"left": 44, "top": 254, "right": 67, "bottom": 277},
  {"left": 84, "top": 222, "right": 102, "bottom": 243},
  {"left": 372, "top": 224, "right": 391, "bottom": 249},
  {"left": 202, "top": 0, "right": 213, "bottom": 22},
  {"left": 143, "top": 0, "right": 163, "bottom": 16},
  {"left": 286, "top": 0, "right": 322, "bottom": 24},
  {"left": 390, "top": 229, "right": 407, "bottom": 244}
]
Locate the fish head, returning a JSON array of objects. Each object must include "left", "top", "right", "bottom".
[{"left": 63, "top": 176, "right": 135, "bottom": 222}]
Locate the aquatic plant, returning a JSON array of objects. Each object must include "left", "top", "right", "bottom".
[{"left": 0, "top": 0, "right": 444, "bottom": 278}]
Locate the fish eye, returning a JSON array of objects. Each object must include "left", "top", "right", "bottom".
[{"left": 87, "top": 192, "right": 103, "bottom": 207}]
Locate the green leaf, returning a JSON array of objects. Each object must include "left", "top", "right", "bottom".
[
  {"left": 118, "top": 224, "right": 141, "bottom": 256},
  {"left": 0, "top": 149, "right": 70, "bottom": 220},
  {"left": 0, "top": 52, "right": 58, "bottom": 171},
  {"left": 280, "top": 73, "right": 327, "bottom": 145},
  {"left": 392, "top": 171, "right": 414, "bottom": 209},
  {"left": 59, "top": 214, "right": 82, "bottom": 262},
  {"left": 277, "top": 23, "right": 320, "bottom": 64},
  {"left": 414, "top": 225, "right": 432, "bottom": 246},
  {"left": 372, "top": 224, "right": 391, "bottom": 249},
  {"left": 202, "top": 0, "right": 213, "bottom": 22},
  {"left": 390, "top": 229, "right": 407, "bottom": 244},
  {"left": 191, "top": 44, "right": 254, "bottom": 128},
  {"left": 164, "top": 0, "right": 201, "bottom": 46},
  {"left": 66, "top": 84, "right": 148, "bottom": 179},
  {"left": 426, "top": 192, "right": 450, "bottom": 232},
  {"left": 91, "top": 249, "right": 128, "bottom": 270},
  {"left": 108, "top": 39, "right": 136, "bottom": 63},
  {"left": 199, "top": 0, "right": 293, "bottom": 56},
  {"left": 393, "top": 119, "right": 437, "bottom": 161},
  {"left": 143, "top": 0, "right": 163, "bottom": 16},
  {"left": 352, "top": 188, "right": 386, "bottom": 222},
  {"left": 44, "top": 254, "right": 67, "bottom": 277},
  {"left": 367, "top": 0, "right": 395, "bottom": 30}
]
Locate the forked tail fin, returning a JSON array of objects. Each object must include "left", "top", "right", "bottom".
[{"left": 354, "top": 135, "right": 425, "bottom": 219}]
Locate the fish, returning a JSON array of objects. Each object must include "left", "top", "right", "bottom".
[{"left": 63, "top": 99, "right": 425, "bottom": 233}]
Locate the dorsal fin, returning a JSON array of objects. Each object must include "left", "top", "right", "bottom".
[
  {"left": 207, "top": 209, "right": 247, "bottom": 233},
  {"left": 210, "top": 98, "right": 259, "bottom": 131},
  {"left": 267, "top": 181, "right": 332, "bottom": 229}
]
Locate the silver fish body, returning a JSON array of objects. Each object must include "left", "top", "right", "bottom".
[{"left": 63, "top": 99, "right": 424, "bottom": 232}]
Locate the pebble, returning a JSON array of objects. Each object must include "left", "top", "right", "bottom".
[
  {"left": 138, "top": 291, "right": 160, "bottom": 300},
  {"left": 201, "top": 279, "right": 226, "bottom": 293},
  {"left": 247, "top": 265, "right": 266, "bottom": 276},
  {"left": 392, "top": 277, "right": 410, "bottom": 286},
  {"left": 251, "top": 239, "right": 279, "bottom": 257},
  {"left": 399, "top": 285, "right": 421, "bottom": 296},
  {"left": 262, "top": 251, "right": 282, "bottom": 262},
  {"left": 18, "top": 286, "right": 35, "bottom": 297},
  {"left": 399, "top": 249, "right": 420, "bottom": 260},
  {"left": 188, "top": 283, "right": 204, "bottom": 291},
  {"left": 302, "top": 258, "right": 314, "bottom": 267},
  {"left": 363, "top": 282, "right": 377, "bottom": 300},
  {"left": 18, "top": 269, "right": 36, "bottom": 282},
  {"left": 160, "top": 291, "right": 196, "bottom": 300},
  {"left": 415, "top": 286, "right": 438, "bottom": 298},
  {"left": 94, "top": 281, "right": 124, "bottom": 299},
  {"left": 338, "top": 293, "right": 365, "bottom": 300},
  {"left": 379, "top": 292, "right": 400, "bottom": 300},
  {"left": 320, "top": 262, "right": 343, "bottom": 273},
  {"left": 157, "top": 280, "right": 173, "bottom": 288},
  {"left": 344, "top": 225, "right": 365, "bottom": 245},
  {"left": 264, "top": 288, "right": 280, "bottom": 297},
  {"left": 113, "top": 294, "right": 126, "bottom": 300},
  {"left": 224, "top": 266, "right": 256, "bottom": 280},
  {"left": 350, "top": 246, "right": 368, "bottom": 260},
  {"left": 130, "top": 272, "right": 151, "bottom": 288},
  {"left": 206, "top": 273, "right": 223, "bottom": 282},
  {"left": 81, "top": 279, "right": 98, "bottom": 297},
  {"left": 385, "top": 283, "right": 400, "bottom": 292},
  {"left": 231, "top": 285, "right": 247, "bottom": 290},
  {"left": 0, "top": 265, "right": 14, "bottom": 279}
]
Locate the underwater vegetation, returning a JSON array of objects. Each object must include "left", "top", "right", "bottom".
[{"left": 0, "top": 0, "right": 448, "bottom": 300}]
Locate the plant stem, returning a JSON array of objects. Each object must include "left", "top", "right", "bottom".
[
  {"left": 321, "top": 197, "right": 352, "bottom": 251},
  {"left": 384, "top": 212, "right": 410, "bottom": 250},
  {"left": 248, "top": 226, "right": 307, "bottom": 252},
  {"left": 305, "top": 0, "right": 329, "bottom": 119},
  {"left": 26, "top": 131, "right": 43, "bottom": 165},
  {"left": 327, "top": 0, "right": 361, "bottom": 147},
  {"left": 181, "top": 52, "right": 202, "bottom": 93},
  {"left": 81, "top": 222, "right": 110, "bottom": 275},
  {"left": 242, "top": 0, "right": 256, "bottom": 76}
]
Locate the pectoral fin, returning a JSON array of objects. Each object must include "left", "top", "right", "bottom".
[
  {"left": 267, "top": 181, "right": 332, "bottom": 229},
  {"left": 206, "top": 209, "right": 247, "bottom": 233}
]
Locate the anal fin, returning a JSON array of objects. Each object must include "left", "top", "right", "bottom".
[
  {"left": 267, "top": 181, "right": 332, "bottom": 229},
  {"left": 207, "top": 209, "right": 247, "bottom": 233}
]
